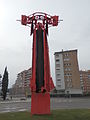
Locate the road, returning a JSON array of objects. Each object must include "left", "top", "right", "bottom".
[{"left": 0, "top": 97, "right": 90, "bottom": 113}]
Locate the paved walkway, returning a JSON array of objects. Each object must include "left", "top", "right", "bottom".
[{"left": 0, "top": 97, "right": 90, "bottom": 113}]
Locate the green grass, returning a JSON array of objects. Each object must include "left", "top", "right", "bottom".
[{"left": 0, "top": 109, "right": 90, "bottom": 120}]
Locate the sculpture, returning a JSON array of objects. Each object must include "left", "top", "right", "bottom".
[{"left": 20, "top": 12, "right": 59, "bottom": 114}]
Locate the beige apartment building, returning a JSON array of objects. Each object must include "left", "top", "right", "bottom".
[
  {"left": 11, "top": 68, "right": 32, "bottom": 97},
  {"left": 54, "top": 49, "right": 82, "bottom": 95},
  {"left": 0, "top": 74, "right": 2, "bottom": 89},
  {"left": 80, "top": 70, "right": 90, "bottom": 94},
  {"left": 0, "top": 74, "right": 2, "bottom": 96}
]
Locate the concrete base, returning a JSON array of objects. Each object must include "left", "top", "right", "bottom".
[{"left": 31, "top": 92, "right": 50, "bottom": 115}]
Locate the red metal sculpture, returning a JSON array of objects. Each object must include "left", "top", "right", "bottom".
[{"left": 21, "top": 12, "right": 59, "bottom": 114}]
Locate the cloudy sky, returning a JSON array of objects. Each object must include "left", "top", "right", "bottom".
[{"left": 0, "top": 0, "right": 90, "bottom": 88}]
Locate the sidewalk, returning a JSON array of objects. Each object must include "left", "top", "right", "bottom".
[{"left": 0, "top": 98, "right": 31, "bottom": 104}]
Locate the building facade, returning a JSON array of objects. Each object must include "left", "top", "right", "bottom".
[
  {"left": 0, "top": 74, "right": 2, "bottom": 89},
  {"left": 0, "top": 74, "right": 2, "bottom": 96},
  {"left": 54, "top": 49, "right": 82, "bottom": 95},
  {"left": 11, "top": 68, "right": 32, "bottom": 97},
  {"left": 80, "top": 70, "right": 90, "bottom": 94}
]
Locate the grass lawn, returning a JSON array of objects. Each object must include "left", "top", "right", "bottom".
[{"left": 0, "top": 109, "right": 90, "bottom": 120}]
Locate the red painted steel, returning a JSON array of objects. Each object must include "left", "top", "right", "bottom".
[
  {"left": 21, "top": 12, "right": 59, "bottom": 114},
  {"left": 31, "top": 92, "right": 50, "bottom": 114}
]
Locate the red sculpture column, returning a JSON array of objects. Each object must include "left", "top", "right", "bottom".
[{"left": 20, "top": 12, "right": 59, "bottom": 114}]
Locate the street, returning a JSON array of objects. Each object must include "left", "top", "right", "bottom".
[{"left": 0, "top": 97, "right": 90, "bottom": 113}]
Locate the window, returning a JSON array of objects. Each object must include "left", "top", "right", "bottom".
[
  {"left": 64, "top": 73, "right": 72, "bottom": 76},
  {"left": 66, "top": 53, "right": 69, "bottom": 56},
  {"left": 64, "top": 63, "right": 71, "bottom": 66},
  {"left": 65, "top": 68, "right": 67, "bottom": 71},
  {"left": 56, "top": 74, "right": 60, "bottom": 77},
  {"left": 65, "top": 68, "right": 71, "bottom": 71},
  {"left": 56, "top": 68, "right": 60, "bottom": 70},
  {"left": 57, "top": 79, "right": 61, "bottom": 81},
  {"left": 56, "top": 59, "right": 60, "bottom": 62},
  {"left": 55, "top": 54, "right": 59, "bottom": 57},
  {"left": 66, "top": 78, "right": 69, "bottom": 81},
  {"left": 80, "top": 76, "right": 82, "bottom": 78},
  {"left": 64, "top": 63, "right": 66, "bottom": 66},
  {"left": 56, "top": 64, "right": 60, "bottom": 67},
  {"left": 69, "top": 79, "right": 72, "bottom": 82},
  {"left": 64, "top": 73, "right": 66, "bottom": 76},
  {"left": 88, "top": 74, "right": 90, "bottom": 79},
  {"left": 80, "top": 74, "right": 82, "bottom": 76},
  {"left": 70, "top": 73, "right": 72, "bottom": 76},
  {"left": 68, "top": 68, "right": 71, "bottom": 71},
  {"left": 56, "top": 69, "right": 60, "bottom": 73},
  {"left": 68, "top": 73, "right": 69, "bottom": 75},
  {"left": 69, "top": 63, "right": 71, "bottom": 66},
  {"left": 64, "top": 58, "right": 70, "bottom": 61},
  {"left": 66, "top": 78, "right": 72, "bottom": 82},
  {"left": 57, "top": 85, "right": 61, "bottom": 87}
]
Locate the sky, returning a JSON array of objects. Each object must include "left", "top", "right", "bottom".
[{"left": 0, "top": 0, "right": 90, "bottom": 88}]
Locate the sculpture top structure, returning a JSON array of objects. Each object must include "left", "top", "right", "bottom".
[
  {"left": 21, "top": 12, "right": 60, "bottom": 93},
  {"left": 21, "top": 12, "right": 59, "bottom": 35}
]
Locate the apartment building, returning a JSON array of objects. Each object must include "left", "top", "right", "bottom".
[
  {"left": 0, "top": 74, "right": 2, "bottom": 90},
  {"left": 11, "top": 68, "right": 32, "bottom": 97},
  {"left": 0, "top": 74, "right": 2, "bottom": 97},
  {"left": 80, "top": 70, "right": 90, "bottom": 94},
  {"left": 54, "top": 49, "right": 82, "bottom": 95}
]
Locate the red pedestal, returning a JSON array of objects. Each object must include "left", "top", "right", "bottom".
[{"left": 31, "top": 92, "right": 50, "bottom": 115}]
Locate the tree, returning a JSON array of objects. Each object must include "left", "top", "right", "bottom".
[
  {"left": 0, "top": 74, "right": 2, "bottom": 87},
  {"left": 2, "top": 67, "right": 9, "bottom": 100}
]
